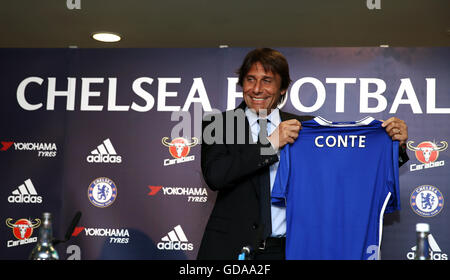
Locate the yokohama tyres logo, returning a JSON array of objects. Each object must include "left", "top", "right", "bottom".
[
  {"left": 0, "top": 142, "right": 14, "bottom": 151},
  {"left": 148, "top": 185, "right": 208, "bottom": 203},
  {"left": 1, "top": 141, "right": 57, "bottom": 157},
  {"left": 72, "top": 226, "right": 130, "bottom": 244}
]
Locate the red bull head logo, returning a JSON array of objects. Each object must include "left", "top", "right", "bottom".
[
  {"left": 162, "top": 137, "right": 198, "bottom": 166},
  {"left": 407, "top": 141, "right": 448, "bottom": 163},
  {"left": 6, "top": 218, "right": 41, "bottom": 240},
  {"left": 407, "top": 140, "right": 447, "bottom": 172}
]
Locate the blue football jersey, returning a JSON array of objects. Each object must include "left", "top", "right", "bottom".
[{"left": 271, "top": 116, "right": 400, "bottom": 260}]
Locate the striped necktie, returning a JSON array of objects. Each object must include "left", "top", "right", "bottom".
[{"left": 257, "top": 118, "right": 272, "bottom": 239}]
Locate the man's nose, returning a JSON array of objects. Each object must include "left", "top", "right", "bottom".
[{"left": 252, "top": 80, "right": 262, "bottom": 94}]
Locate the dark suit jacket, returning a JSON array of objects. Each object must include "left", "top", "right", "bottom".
[{"left": 197, "top": 102, "right": 314, "bottom": 260}]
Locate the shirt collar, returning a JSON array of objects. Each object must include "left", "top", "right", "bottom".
[{"left": 245, "top": 107, "right": 281, "bottom": 128}]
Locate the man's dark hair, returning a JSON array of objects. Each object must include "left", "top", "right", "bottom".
[{"left": 236, "top": 48, "right": 292, "bottom": 100}]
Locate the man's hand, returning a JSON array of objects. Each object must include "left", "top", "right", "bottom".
[
  {"left": 267, "top": 119, "right": 302, "bottom": 150},
  {"left": 381, "top": 117, "right": 408, "bottom": 147}
]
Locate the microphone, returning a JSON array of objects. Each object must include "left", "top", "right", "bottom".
[
  {"left": 53, "top": 211, "right": 82, "bottom": 245},
  {"left": 238, "top": 246, "right": 254, "bottom": 260}
]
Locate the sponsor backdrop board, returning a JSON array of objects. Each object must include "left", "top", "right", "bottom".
[{"left": 0, "top": 48, "right": 449, "bottom": 260}]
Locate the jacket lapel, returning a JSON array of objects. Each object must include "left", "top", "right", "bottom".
[
  {"left": 234, "top": 101, "right": 256, "bottom": 145},
  {"left": 234, "top": 102, "right": 262, "bottom": 198}
]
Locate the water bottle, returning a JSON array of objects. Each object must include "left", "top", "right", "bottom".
[
  {"left": 29, "top": 212, "right": 59, "bottom": 260},
  {"left": 414, "top": 223, "right": 430, "bottom": 260}
]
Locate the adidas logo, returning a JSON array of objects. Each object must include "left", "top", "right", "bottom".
[
  {"left": 8, "top": 179, "right": 42, "bottom": 204},
  {"left": 407, "top": 234, "right": 448, "bottom": 260},
  {"left": 157, "top": 225, "right": 193, "bottom": 251},
  {"left": 86, "top": 138, "right": 122, "bottom": 163}
]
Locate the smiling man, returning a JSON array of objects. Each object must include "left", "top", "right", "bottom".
[{"left": 197, "top": 48, "right": 409, "bottom": 260}]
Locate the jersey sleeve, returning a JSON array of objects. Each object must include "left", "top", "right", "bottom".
[
  {"left": 271, "top": 143, "right": 291, "bottom": 207},
  {"left": 385, "top": 140, "right": 401, "bottom": 213}
]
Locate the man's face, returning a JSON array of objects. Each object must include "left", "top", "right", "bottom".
[{"left": 242, "top": 62, "right": 286, "bottom": 115}]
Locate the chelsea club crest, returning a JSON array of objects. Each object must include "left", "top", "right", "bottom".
[
  {"left": 88, "top": 177, "right": 118, "bottom": 208},
  {"left": 410, "top": 185, "right": 444, "bottom": 217}
]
